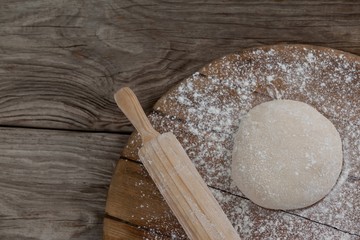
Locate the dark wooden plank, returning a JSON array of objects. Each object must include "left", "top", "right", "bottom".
[
  {"left": 106, "top": 159, "right": 357, "bottom": 239},
  {"left": 0, "top": 1, "right": 359, "bottom": 131},
  {"left": 0, "top": 127, "right": 128, "bottom": 239}
]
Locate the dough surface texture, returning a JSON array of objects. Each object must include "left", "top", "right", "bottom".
[{"left": 231, "top": 100, "right": 343, "bottom": 210}]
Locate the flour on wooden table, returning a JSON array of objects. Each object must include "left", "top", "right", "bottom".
[{"left": 144, "top": 45, "right": 360, "bottom": 239}]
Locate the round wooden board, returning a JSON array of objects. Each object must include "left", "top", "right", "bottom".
[{"left": 104, "top": 44, "right": 360, "bottom": 240}]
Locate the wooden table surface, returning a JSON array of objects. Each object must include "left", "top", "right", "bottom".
[{"left": 0, "top": 1, "right": 359, "bottom": 239}]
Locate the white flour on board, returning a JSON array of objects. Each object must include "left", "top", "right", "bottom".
[{"left": 138, "top": 46, "right": 359, "bottom": 239}]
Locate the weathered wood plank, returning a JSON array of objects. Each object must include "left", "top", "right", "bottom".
[
  {"left": 0, "top": 1, "right": 359, "bottom": 131},
  {"left": 0, "top": 127, "right": 128, "bottom": 240}
]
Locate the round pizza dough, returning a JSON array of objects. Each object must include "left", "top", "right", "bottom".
[{"left": 231, "top": 100, "right": 343, "bottom": 210}]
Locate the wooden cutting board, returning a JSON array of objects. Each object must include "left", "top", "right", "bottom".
[{"left": 104, "top": 44, "right": 360, "bottom": 239}]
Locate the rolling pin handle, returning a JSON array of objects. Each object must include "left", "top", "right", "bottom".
[{"left": 114, "top": 87, "right": 159, "bottom": 143}]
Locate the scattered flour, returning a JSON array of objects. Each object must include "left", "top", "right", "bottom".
[{"left": 138, "top": 45, "right": 359, "bottom": 239}]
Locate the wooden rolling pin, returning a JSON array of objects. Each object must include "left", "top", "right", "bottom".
[{"left": 114, "top": 87, "right": 241, "bottom": 240}]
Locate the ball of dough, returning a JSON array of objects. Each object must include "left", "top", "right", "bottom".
[{"left": 231, "top": 100, "right": 343, "bottom": 210}]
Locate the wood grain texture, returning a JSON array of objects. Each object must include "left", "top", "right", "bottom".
[
  {"left": 0, "top": 127, "right": 128, "bottom": 240},
  {"left": 1, "top": 1, "right": 360, "bottom": 239},
  {"left": 0, "top": 1, "right": 359, "bottom": 131}
]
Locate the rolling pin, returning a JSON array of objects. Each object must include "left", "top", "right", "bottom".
[{"left": 114, "top": 87, "right": 241, "bottom": 240}]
